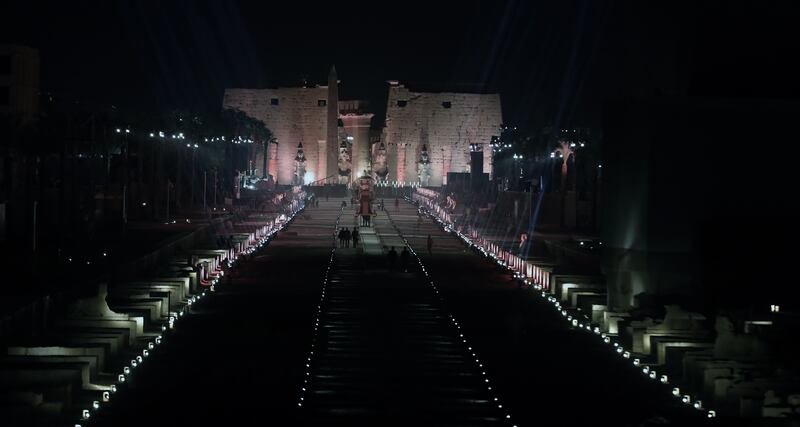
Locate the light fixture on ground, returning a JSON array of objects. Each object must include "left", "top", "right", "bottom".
[{"left": 73, "top": 203, "right": 305, "bottom": 427}]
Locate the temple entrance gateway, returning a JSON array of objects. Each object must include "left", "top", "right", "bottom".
[{"left": 222, "top": 70, "right": 502, "bottom": 187}]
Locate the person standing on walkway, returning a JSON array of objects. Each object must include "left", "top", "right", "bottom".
[
  {"left": 427, "top": 235, "right": 433, "bottom": 255},
  {"left": 400, "top": 247, "right": 410, "bottom": 272},
  {"left": 387, "top": 246, "right": 398, "bottom": 269},
  {"left": 344, "top": 228, "right": 352, "bottom": 248},
  {"left": 352, "top": 228, "right": 359, "bottom": 247},
  {"left": 338, "top": 228, "right": 345, "bottom": 247}
]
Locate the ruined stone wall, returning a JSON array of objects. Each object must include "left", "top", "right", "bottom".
[
  {"left": 382, "top": 83, "right": 502, "bottom": 186},
  {"left": 222, "top": 87, "right": 329, "bottom": 185}
]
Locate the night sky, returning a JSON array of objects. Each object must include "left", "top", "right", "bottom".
[{"left": 3, "top": 0, "right": 799, "bottom": 130}]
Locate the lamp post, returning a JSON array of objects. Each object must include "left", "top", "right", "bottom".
[
  {"left": 190, "top": 144, "right": 197, "bottom": 205},
  {"left": 512, "top": 154, "right": 524, "bottom": 191},
  {"left": 117, "top": 128, "right": 129, "bottom": 231}
]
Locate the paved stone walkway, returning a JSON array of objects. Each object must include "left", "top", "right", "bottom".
[{"left": 93, "top": 197, "right": 701, "bottom": 427}]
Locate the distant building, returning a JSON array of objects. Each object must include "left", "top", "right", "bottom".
[
  {"left": 223, "top": 67, "right": 338, "bottom": 186},
  {"left": 383, "top": 81, "right": 502, "bottom": 186},
  {"left": 0, "top": 44, "right": 40, "bottom": 121},
  {"left": 222, "top": 69, "right": 503, "bottom": 186}
]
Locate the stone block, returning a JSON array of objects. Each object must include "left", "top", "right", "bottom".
[
  {"left": 56, "top": 319, "right": 140, "bottom": 346},
  {"left": 603, "top": 311, "right": 630, "bottom": 335},
  {"left": 1, "top": 357, "right": 94, "bottom": 389},
  {"left": 7, "top": 346, "right": 107, "bottom": 374}
]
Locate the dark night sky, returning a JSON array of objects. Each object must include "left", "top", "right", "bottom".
[{"left": 3, "top": 0, "right": 799, "bottom": 130}]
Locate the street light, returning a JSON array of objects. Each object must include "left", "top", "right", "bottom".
[
  {"left": 190, "top": 143, "right": 198, "bottom": 205},
  {"left": 512, "top": 154, "right": 524, "bottom": 190}
]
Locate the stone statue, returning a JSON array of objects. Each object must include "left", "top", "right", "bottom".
[
  {"left": 373, "top": 141, "right": 388, "bottom": 181},
  {"left": 713, "top": 315, "right": 770, "bottom": 361},
  {"left": 338, "top": 139, "right": 352, "bottom": 184},
  {"left": 293, "top": 142, "right": 306, "bottom": 185},
  {"left": 65, "top": 283, "right": 128, "bottom": 319},
  {"left": 418, "top": 144, "right": 431, "bottom": 186}
]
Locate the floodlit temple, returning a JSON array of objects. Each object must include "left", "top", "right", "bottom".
[{"left": 222, "top": 67, "right": 502, "bottom": 186}]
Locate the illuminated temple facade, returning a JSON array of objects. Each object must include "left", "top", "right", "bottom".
[{"left": 222, "top": 68, "right": 502, "bottom": 186}]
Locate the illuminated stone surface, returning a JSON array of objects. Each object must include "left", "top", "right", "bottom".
[{"left": 222, "top": 73, "right": 502, "bottom": 187}]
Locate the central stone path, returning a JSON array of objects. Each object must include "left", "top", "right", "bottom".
[{"left": 299, "top": 250, "right": 504, "bottom": 426}]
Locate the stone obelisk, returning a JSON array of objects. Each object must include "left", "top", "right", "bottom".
[{"left": 326, "top": 65, "right": 339, "bottom": 184}]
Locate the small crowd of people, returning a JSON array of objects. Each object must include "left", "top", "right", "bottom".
[
  {"left": 306, "top": 194, "right": 320, "bottom": 208},
  {"left": 385, "top": 235, "right": 434, "bottom": 272},
  {"left": 386, "top": 246, "right": 411, "bottom": 271},
  {"left": 337, "top": 227, "right": 359, "bottom": 248}
]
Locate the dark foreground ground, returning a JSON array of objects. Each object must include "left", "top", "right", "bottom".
[{"left": 91, "top": 198, "right": 707, "bottom": 427}]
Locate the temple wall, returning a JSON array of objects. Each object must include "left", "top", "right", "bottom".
[
  {"left": 382, "top": 83, "right": 502, "bottom": 186},
  {"left": 223, "top": 81, "right": 502, "bottom": 187},
  {"left": 223, "top": 87, "right": 329, "bottom": 185}
]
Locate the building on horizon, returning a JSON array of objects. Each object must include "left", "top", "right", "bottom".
[
  {"left": 222, "top": 69, "right": 502, "bottom": 187},
  {"left": 382, "top": 80, "right": 502, "bottom": 187}
]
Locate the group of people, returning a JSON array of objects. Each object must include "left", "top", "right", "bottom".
[
  {"left": 306, "top": 194, "right": 320, "bottom": 208},
  {"left": 386, "top": 246, "right": 411, "bottom": 271},
  {"left": 385, "top": 235, "right": 434, "bottom": 271},
  {"left": 375, "top": 198, "right": 399, "bottom": 211},
  {"left": 337, "top": 227, "right": 359, "bottom": 248}
]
